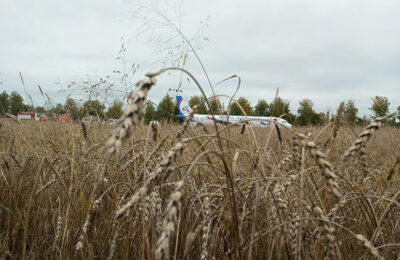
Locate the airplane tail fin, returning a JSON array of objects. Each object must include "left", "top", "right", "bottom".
[{"left": 176, "top": 96, "right": 192, "bottom": 117}]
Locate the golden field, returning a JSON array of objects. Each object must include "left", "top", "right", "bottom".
[{"left": 0, "top": 115, "right": 400, "bottom": 259}]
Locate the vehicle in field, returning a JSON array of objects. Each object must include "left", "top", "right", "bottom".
[
  {"left": 17, "top": 112, "right": 48, "bottom": 121},
  {"left": 107, "top": 118, "right": 119, "bottom": 124},
  {"left": 58, "top": 114, "right": 71, "bottom": 123},
  {"left": 176, "top": 96, "right": 292, "bottom": 128},
  {"left": 82, "top": 116, "right": 100, "bottom": 123}
]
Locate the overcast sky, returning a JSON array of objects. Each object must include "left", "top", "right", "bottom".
[{"left": 1, "top": 0, "right": 400, "bottom": 116}]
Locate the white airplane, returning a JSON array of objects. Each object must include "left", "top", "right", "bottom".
[{"left": 176, "top": 96, "right": 292, "bottom": 128}]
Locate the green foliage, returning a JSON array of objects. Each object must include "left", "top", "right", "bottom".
[
  {"left": 188, "top": 95, "right": 208, "bottom": 114},
  {"left": 23, "top": 104, "right": 34, "bottom": 112},
  {"left": 81, "top": 100, "right": 104, "bottom": 118},
  {"left": 64, "top": 98, "right": 80, "bottom": 120},
  {"left": 144, "top": 102, "right": 157, "bottom": 123},
  {"left": 35, "top": 106, "right": 46, "bottom": 113},
  {"left": 107, "top": 100, "right": 123, "bottom": 119},
  {"left": 370, "top": 96, "right": 390, "bottom": 117},
  {"left": 344, "top": 99, "right": 358, "bottom": 125},
  {"left": 53, "top": 103, "right": 66, "bottom": 115},
  {"left": 318, "top": 112, "right": 327, "bottom": 123},
  {"left": 254, "top": 99, "right": 269, "bottom": 116},
  {"left": 157, "top": 94, "right": 175, "bottom": 122},
  {"left": 269, "top": 97, "right": 290, "bottom": 117},
  {"left": 10, "top": 91, "right": 24, "bottom": 115},
  {"left": 208, "top": 97, "right": 221, "bottom": 115},
  {"left": 0, "top": 91, "right": 10, "bottom": 115},
  {"left": 269, "top": 97, "right": 295, "bottom": 123},
  {"left": 296, "top": 99, "right": 322, "bottom": 126},
  {"left": 230, "top": 97, "right": 253, "bottom": 116}
]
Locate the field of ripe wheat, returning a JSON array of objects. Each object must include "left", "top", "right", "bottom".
[
  {"left": 1, "top": 113, "right": 399, "bottom": 259},
  {"left": 1, "top": 73, "right": 400, "bottom": 260}
]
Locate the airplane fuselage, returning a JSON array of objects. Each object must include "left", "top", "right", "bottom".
[
  {"left": 176, "top": 95, "right": 292, "bottom": 128},
  {"left": 190, "top": 114, "right": 292, "bottom": 128}
]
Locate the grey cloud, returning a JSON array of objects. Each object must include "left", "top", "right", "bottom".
[{"left": 1, "top": 0, "right": 399, "bottom": 116}]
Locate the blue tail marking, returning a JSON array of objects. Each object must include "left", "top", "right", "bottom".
[{"left": 176, "top": 96, "right": 186, "bottom": 117}]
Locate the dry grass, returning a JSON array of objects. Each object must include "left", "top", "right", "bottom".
[{"left": 1, "top": 76, "right": 400, "bottom": 259}]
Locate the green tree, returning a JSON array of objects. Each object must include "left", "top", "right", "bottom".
[
  {"left": 55, "top": 103, "right": 65, "bottom": 114},
  {"left": 208, "top": 97, "right": 222, "bottom": 115},
  {"left": 34, "top": 106, "right": 46, "bottom": 113},
  {"left": 64, "top": 98, "right": 80, "bottom": 121},
  {"left": 188, "top": 95, "right": 208, "bottom": 114},
  {"left": 107, "top": 100, "right": 123, "bottom": 119},
  {"left": 297, "top": 99, "right": 322, "bottom": 126},
  {"left": 269, "top": 97, "right": 296, "bottom": 123},
  {"left": 0, "top": 91, "right": 10, "bottom": 115},
  {"left": 144, "top": 102, "right": 157, "bottom": 123},
  {"left": 344, "top": 99, "right": 358, "bottom": 125},
  {"left": 269, "top": 97, "right": 290, "bottom": 117},
  {"left": 318, "top": 112, "right": 327, "bottom": 123},
  {"left": 230, "top": 97, "right": 253, "bottom": 116},
  {"left": 157, "top": 94, "right": 175, "bottom": 122},
  {"left": 254, "top": 99, "right": 269, "bottom": 116},
  {"left": 23, "top": 104, "right": 34, "bottom": 112},
  {"left": 81, "top": 99, "right": 105, "bottom": 118},
  {"left": 10, "top": 91, "right": 25, "bottom": 115},
  {"left": 54, "top": 103, "right": 66, "bottom": 114},
  {"left": 370, "top": 96, "right": 390, "bottom": 117}
]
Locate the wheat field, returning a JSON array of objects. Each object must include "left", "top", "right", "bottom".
[{"left": 1, "top": 72, "right": 400, "bottom": 259}]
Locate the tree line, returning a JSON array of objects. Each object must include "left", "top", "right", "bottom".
[
  {"left": 0, "top": 91, "right": 124, "bottom": 121},
  {"left": 1, "top": 90, "right": 399, "bottom": 125},
  {"left": 144, "top": 94, "right": 399, "bottom": 126}
]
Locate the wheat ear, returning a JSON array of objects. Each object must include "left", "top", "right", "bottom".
[
  {"left": 355, "top": 234, "right": 383, "bottom": 260},
  {"left": 75, "top": 197, "right": 102, "bottom": 251},
  {"left": 200, "top": 197, "right": 212, "bottom": 260},
  {"left": 343, "top": 113, "right": 396, "bottom": 161},
  {"left": 115, "top": 141, "right": 186, "bottom": 219},
  {"left": 313, "top": 206, "right": 337, "bottom": 259},
  {"left": 155, "top": 181, "right": 184, "bottom": 260},
  {"left": 107, "top": 76, "right": 156, "bottom": 155},
  {"left": 307, "top": 142, "right": 341, "bottom": 198}
]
